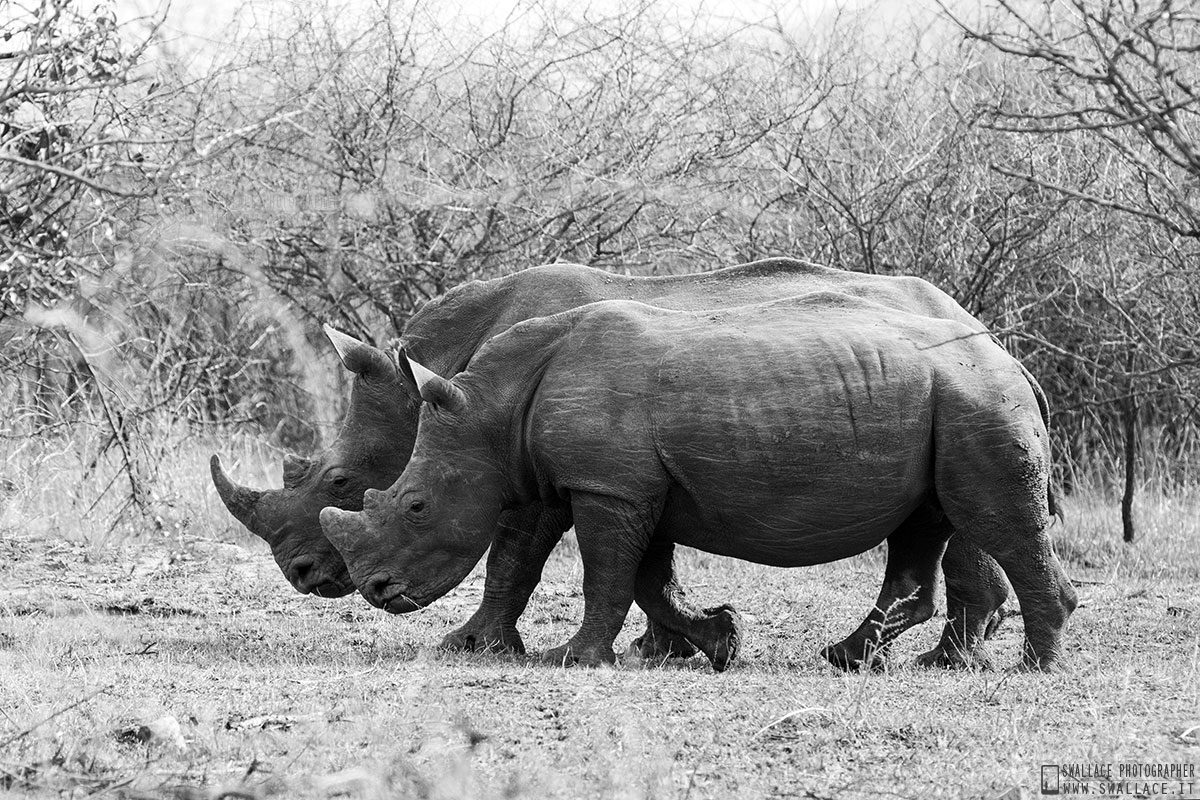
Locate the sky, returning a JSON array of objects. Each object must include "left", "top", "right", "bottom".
[{"left": 114, "top": 0, "right": 941, "bottom": 51}]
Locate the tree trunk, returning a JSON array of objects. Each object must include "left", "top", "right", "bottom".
[{"left": 1121, "top": 354, "right": 1138, "bottom": 543}]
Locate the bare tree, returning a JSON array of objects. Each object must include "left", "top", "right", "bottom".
[
  {"left": 0, "top": 0, "right": 316, "bottom": 521},
  {"left": 187, "top": 0, "right": 824, "bottom": 346},
  {"left": 948, "top": 0, "right": 1200, "bottom": 237},
  {"left": 943, "top": 0, "right": 1200, "bottom": 540}
]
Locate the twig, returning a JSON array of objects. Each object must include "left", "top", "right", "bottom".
[
  {"left": 66, "top": 332, "right": 147, "bottom": 515},
  {"left": 284, "top": 665, "right": 379, "bottom": 686},
  {"left": 984, "top": 669, "right": 1016, "bottom": 705},
  {"left": 0, "top": 685, "right": 112, "bottom": 749},
  {"left": 681, "top": 759, "right": 700, "bottom": 800},
  {"left": 0, "top": 706, "right": 16, "bottom": 728},
  {"left": 0, "top": 152, "right": 152, "bottom": 198},
  {"left": 753, "top": 707, "right": 831, "bottom": 738}
]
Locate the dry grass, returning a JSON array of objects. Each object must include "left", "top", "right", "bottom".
[{"left": 1, "top": 437, "right": 1199, "bottom": 799}]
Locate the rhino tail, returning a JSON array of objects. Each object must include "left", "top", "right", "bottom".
[
  {"left": 1017, "top": 362, "right": 1065, "bottom": 525},
  {"left": 1048, "top": 480, "right": 1063, "bottom": 524}
]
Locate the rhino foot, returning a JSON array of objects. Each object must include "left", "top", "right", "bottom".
[
  {"left": 1012, "top": 659, "right": 1068, "bottom": 674},
  {"left": 1014, "top": 641, "right": 1068, "bottom": 673},
  {"left": 916, "top": 608, "right": 1007, "bottom": 670},
  {"left": 820, "top": 640, "right": 888, "bottom": 673},
  {"left": 440, "top": 624, "right": 526, "bottom": 655},
  {"left": 542, "top": 642, "right": 616, "bottom": 668},
  {"left": 915, "top": 642, "right": 994, "bottom": 670},
  {"left": 628, "top": 622, "right": 699, "bottom": 660},
  {"left": 983, "top": 607, "right": 1009, "bottom": 640},
  {"left": 700, "top": 604, "right": 742, "bottom": 673}
]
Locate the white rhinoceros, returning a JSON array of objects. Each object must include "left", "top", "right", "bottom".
[{"left": 320, "top": 293, "right": 1077, "bottom": 672}]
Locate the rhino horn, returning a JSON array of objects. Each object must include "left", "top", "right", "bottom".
[
  {"left": 323, "top": 324, "right": 396, "bottom": 379},
  {"left": 401, "top": 350, "right": 466, "bottom": 413},
  {"left": 404, "top": 353, "right": 442, "bottom": 394},
  {"left": 320, "top": 506, "right": 365, "bottom": 552},
  {"left": 282, "top": 453, "right": 311, "bottom": 489},
  {"left": 210, "top": 454, "right": 269, "bottom": 534}
]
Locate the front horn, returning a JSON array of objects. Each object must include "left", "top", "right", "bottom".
[{"left": 210, "top": 454, "right": 266, "bottom": 531}]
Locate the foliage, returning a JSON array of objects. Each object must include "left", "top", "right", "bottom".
[{"left": 5, "top": 0, "right": 1200, "bottom": 532}]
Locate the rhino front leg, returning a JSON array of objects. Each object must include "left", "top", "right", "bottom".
[
  {"left": 441, "top": 502, "right": 715, "bottom": 660},
  {"left": 631, "top": 538, "right": 740, "bottom": 671},
  {"left": 823, "top": 503, "right": 950, "bottom": 672},
  {"left": 543, "top": 493, "right": 653, "bottom": 668},
  {"left": 440, "top": 503, "right": 569, "bottom": 654},
  {"left": 916, "top": 537, "right": 1008, "bottom": 670}
]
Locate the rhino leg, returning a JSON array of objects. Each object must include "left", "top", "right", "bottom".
[
  {"left": 978, "top": 532, "right": 1077, "bottom": 672},
  {"left": 627, "top": 620, "right": 700, "bottom": 661},
  {"left": 542, "top": 493, "right": 652, "bottom": 668},
  {"left": 628, "top": 538, "right": 700, "bottom": 660},
  {"left": 440, "top": 503, "right": 568, "bottom": 654},
  {"left": 935, "top": 427, "right": 1077, "bottom": 672},
  {"left": 628, "top": 538, "right": 740, "bottom": 670},
  {"left": 916, "top": 538, "right": 1008, "bottom": 669},
  {"left": 822, "top": 504, "right": 950, "bottom": 672}
]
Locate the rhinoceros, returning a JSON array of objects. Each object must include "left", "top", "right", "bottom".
[
  {"left": 213, "top": 258, "right": 1033, "bottom": 666},
  {"left": 319, "top": 293, "right": 1077, "bottom": 672}
]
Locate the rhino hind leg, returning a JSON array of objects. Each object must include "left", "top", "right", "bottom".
[
  {"left": 822, "top": 504, "right": 950, "bottom": 672},
  {"left": 982, "top": 535, "right": 1077, "bottom": 672},
  {"left": 916, "top": 537, "right": 1009, "bottom": 670},
  {"left": 936, "top": 434, "right": 1077, "bottom": 671},
  {"left": 629, "top": 538, "right": 741, "bottom": 671}
]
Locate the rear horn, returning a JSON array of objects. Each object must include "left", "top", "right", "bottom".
[{"left": 323, "top": 324, "right": 395, "bottom": 378}]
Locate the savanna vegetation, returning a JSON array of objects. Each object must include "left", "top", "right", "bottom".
[{"left": 2, "top": 0, "right": 1199, "bottom": 798}]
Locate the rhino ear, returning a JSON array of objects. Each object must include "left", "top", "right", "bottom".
[
  {"left": 323, "top": 324, "right": 396, "bottom": 380},
  {"left": 402, "top": 351, "right": 466, "bottom": 414},
  {"left": 281, "top": 454, "right": 311, "bottom": 489}
]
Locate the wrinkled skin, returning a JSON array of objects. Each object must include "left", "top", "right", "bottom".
[
  {"left": 322, "top": 295, "right": 1077, "bottom": 672},
  {"left": 215, "top": 258, "right": 1043, "bottom": 665}
]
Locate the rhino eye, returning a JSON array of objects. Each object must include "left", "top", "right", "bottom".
[{"left": 408, "top": 500, "right": 426, "bottom": 514}]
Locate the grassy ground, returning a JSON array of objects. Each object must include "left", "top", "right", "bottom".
[{"left": 1, "top": 440, "right": 1199, "bottom": 799}]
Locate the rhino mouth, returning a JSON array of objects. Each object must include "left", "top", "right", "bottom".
[
  {"left": 309, "top": 578, "right": 357, "bottom": 599},
  {"left": 377, "top": 570, "right": 470, "bottom": 613},
  {"left": 382, "top": 591, "right": 424, "bottom": 615}
]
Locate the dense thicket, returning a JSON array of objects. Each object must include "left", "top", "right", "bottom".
[{"left": 3, "top": 0, "right": 1199, "bottom": 532}]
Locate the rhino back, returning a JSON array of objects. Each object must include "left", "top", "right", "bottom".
[
  {"left": 500, "top": 295, "right": 1031, "bottom": 567},
  {"left": 639, "top": 259, "right": 981, "bottom": 331},
  {"left": 401, "top": 259, "right": 980, "bottom": 380}
]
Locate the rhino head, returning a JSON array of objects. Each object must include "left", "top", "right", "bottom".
[
  {"left": 212, "top": 325, "right": 420, "bottom": 597},
  {"left": 320, "top": 353, "right": 506, "bottom": 612}
]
